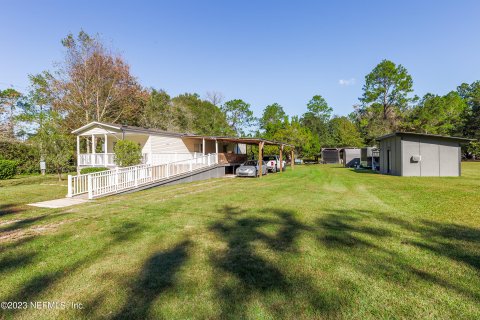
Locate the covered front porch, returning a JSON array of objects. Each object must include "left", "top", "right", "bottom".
[{"left": 76, "top": 132, "right": 150, "bottom": 168}]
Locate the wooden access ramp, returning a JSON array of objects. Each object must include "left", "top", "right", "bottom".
[{"left": 67, "top": 154, "right": 219, "bottom": 199}]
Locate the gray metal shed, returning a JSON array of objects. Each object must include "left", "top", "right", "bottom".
[
  {"left": 341, "top": 148, "right": 361, "bottom": 167},
  {"left": 321, "top": 148, "right": 341, "bottom": 164},
  {"left": 376, "top": 132, "right": 473, "bottom": 176},
  {"left": 360, "top": 147, "right": 379, "bottom": 169}
]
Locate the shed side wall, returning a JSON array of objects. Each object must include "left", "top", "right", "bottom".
[
  {"left": 401, "top": 136, "right": 460, "bottom": 176},
  {"left": 379, "top": 136, "right": 401, "bottom": 175},
  {"left": 343, "top": 149, "right": 361, "bottom": 167}
]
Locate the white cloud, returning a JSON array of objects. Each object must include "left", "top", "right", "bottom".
[{"left": 339, "top": 78, "right": 356, "bottom": 86}]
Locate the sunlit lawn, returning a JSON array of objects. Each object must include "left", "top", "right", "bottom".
[{"left": 1, "top": 163, "right": 479, "bottom": 319}]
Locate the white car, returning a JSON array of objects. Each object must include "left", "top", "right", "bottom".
[
  {"left": 262, "top": 155, "right": 286, "bottom": 173},
  {"left": 236, "top": 160, "right": 268, "bottom": 177}
]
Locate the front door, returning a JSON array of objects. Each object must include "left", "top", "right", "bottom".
[{"left": 387, "top": 150, "right": 391, "bottom": 173}]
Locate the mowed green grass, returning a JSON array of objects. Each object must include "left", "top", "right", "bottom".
[{"left": 1, "top": 163, "right": 479, "bottom": 319}]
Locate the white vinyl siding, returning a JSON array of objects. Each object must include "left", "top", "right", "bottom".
[{"left": 150, "top": 135, "right": 191, "bottom": 153}]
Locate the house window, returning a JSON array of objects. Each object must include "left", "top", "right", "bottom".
[{"left": 194, "top": 143, "right": 203, "bottom": 153}]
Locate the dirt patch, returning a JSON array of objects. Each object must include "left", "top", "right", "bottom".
[
  {"left": 0, "top": 219, "right": 22, "bottom": 226},
  {"left": 0, "top": 218, "right": 80, "bottom": 243}
]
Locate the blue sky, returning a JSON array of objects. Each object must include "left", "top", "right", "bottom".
[{"left": 1, "top": 0, "right": 479, "bottom": 118}]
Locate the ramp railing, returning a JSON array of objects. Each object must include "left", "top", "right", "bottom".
[{"left": 67, "top": 153, "right": 218, "bottom": 199}]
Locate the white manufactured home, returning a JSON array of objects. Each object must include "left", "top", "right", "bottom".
[
  {"left": 72, "top": 121, "right": 248, "bottom": 171},
  {"left": 69, "top": 122, "right": 294, "bottom": 199}
]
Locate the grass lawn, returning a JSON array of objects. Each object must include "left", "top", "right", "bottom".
[{"left": 1, "top": 163, "right": 479, "bottom": 319}]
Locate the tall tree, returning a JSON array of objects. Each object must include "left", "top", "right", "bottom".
[
  {"left": 356, "top": 59, "right": 415, "bottom": 144},
  {"left": 16, "top": 73, "right": 56, "bottom": 169},
  {"left": 404, "top": 92, "right": 467, "bottom": 136},
  {"left": 269, "top": 116, "right": 319, "bottom": 159},
  {"left": 457, "top": 81, "right": 480, "bottom": 139},
  {"left": 19, "top": 95, "right": 73, "bottom": 180},
  {"left": 48, "top": 31, "right": 146, "bottom": 130},
  {"left": 172, "top": 93, "right": 233, "bottom": 135},
  {"left": 139, "top": 89, "right": 177, "bottom": 131},
  {"left": 360, "top": 60, "right": 414, "bottom": 121},
  {"left": 0, "top": 88, "right": 22, "bottom": 140},
  {"left": 301, "top": 94, "right": 333, "bottom": 148},
  {"left": 33, "top": 112, "right": 73, "bottom": 180},
  {"left": 306, "top": 95, "right": 332, "bottom": 122},
  {"left": 221, "top": 99, "right": 256, "bottom": 136},
  {"left": 259, "top": 103, "right": 286, "bottom": 136},
  {"left": 205, "top": 91, "right": 224, "bottom": 107},
  {"left": 329, "top": 116, "right": 363, "bottom": 147}
]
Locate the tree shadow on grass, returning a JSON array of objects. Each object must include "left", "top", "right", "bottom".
[
  {"left": 0, "top": 251, "right": 37, "bottom": 273},
  {"left": 111, "top": 240, "right": 191, "bottom": 320},
  {"left": 1, "top": 219, "right": 150, "bottom": 313},
  {"left": 317, "top": 209, "right": 480, "bottom": 304},
  {"left": 210, "top": 205, "right": 342, "bottom": 319},
  {"left": 110, "top": 221, "right": 145, "bottom": 243},
  {"left": 0, "top": 203, "right": 26, "bottom": 217},
  {"left": 317, "top": 211, "right": 392, "bottom": 249},
  {"left": 372, "top": 214, "right": 480, "bottom": 271},
  {"left": 394, "top": 218, "right": 480, "bottom": 271}
]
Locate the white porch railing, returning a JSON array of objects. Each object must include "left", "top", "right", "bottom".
[
  {"left": 78, "top": 152, "right": 200, "bottom": 166},
  {"left": 68, "top": 153, "right": 218, "bottom": 199},
  {"left": 147, "top": 152, "right": 197, "bottom": 165},
  {"left": 78, "top": 153, "right": 116, "bottom": 166}
]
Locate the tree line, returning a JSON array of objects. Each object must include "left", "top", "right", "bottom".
[{"left": 1, "top": 31, "right": 479, "bottom": 176}]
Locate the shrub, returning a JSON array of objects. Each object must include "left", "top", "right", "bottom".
[
  {"left": 80, "top": 167, "right": 109, "bottom": 174},
  {"left": 0, "top": 160, "right": 17, "bottom": 180},
  {"left": 0, "top": 141, "right": 40, "bottom": 174},
  {"left": 114, "top": 140, "right": 142, "bottom": 167},
  {"left": 467, "top": 141, "right": 480, "bottom": 159}
]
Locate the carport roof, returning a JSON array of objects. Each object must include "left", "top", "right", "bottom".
[
  {"left": 376, "top": 132, "right": 475, "bottom": 143},
  {"left": 187, "top": 135, "right": 295, "bottom": 147}
]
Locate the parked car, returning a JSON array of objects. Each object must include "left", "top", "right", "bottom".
[
  {"left": 236, "top": 160, "right": 268, "bottom": 177},
  {"left": 262, "top": 155, "right": 286, "bottom": 173}
]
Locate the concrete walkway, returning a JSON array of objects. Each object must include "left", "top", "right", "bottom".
[{"left": 28, "top": 197, "right": 90, "bottom": 209}]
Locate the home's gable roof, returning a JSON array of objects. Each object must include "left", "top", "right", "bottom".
[
  {"left": 71, "top": 121, "right": 122, "bottom": 134},
  {"left": 72, "top": 121, "right": 295, "bottom": 147},
  {"left": 376, "top": 132, "right": 475, "bottom": 143},
  {"left": 72, "top": 121, "right": 190, "bottom": 138}
]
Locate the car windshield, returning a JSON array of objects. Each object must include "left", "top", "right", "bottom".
[
  {"left": 263, "top": 156, "right": 276, "bottom": 161},
  {"left": 243, "top": 160, "right": 257, "bottom": 166}
]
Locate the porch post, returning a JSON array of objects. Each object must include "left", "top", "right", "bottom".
[
  {"left": 67, "top": 175, "right": 73, "bottom": 198},
  {"left": 215, "top": 139, "right": 218, "bottom": 154},
  {"left": 279, "top": 144, "right": 283, "bottom": 173},
  {"left": 91, "top": 135, "right": 96, "bottom": 166},
  {"left": 291, "top": 149, "right": 295, "bottom": 170},
  {"left": 76, "top": 135, "right": 80, "bottom": 165},
  {"left": 104, "top": 133, "right": 108, "bottom": 166},
  {"left": 202, "top": 138, "right": 206, "bottom": 155},
  {"left": 258, "top": 141, "right": 264, "bottom": 178}
]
